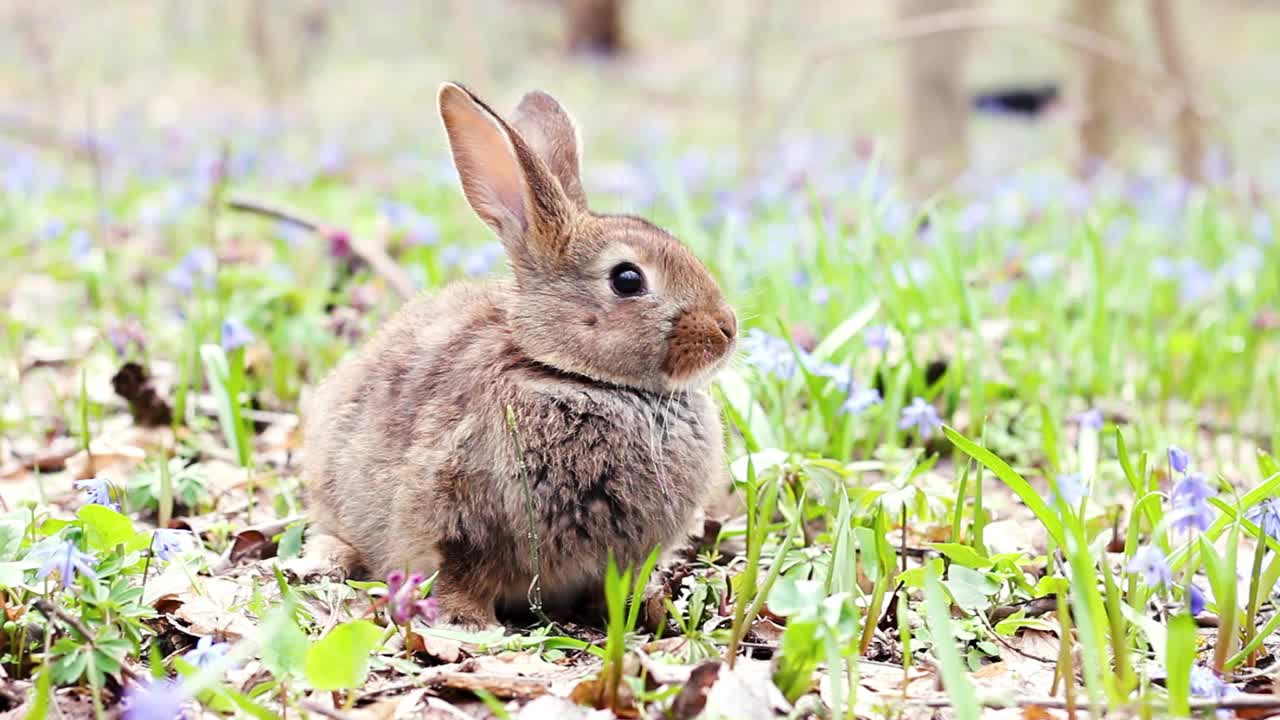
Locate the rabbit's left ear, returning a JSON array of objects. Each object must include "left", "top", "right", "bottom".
[{"left": 512, "top": 91, "right": 586, "bottom": 208}]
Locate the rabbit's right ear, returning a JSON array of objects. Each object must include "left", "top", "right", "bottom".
[{"left": 438, "top": 82, "right": 574, "bottom": 263}]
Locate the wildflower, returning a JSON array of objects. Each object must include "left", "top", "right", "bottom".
[
  {"left": 1187, "top": 584, "right": 1206, "bottom": 616},
  {"left": 1168, "top": 445, "right": 1190, "bottom": 475},
  {"left": 122, "top": 678, "right": 187, "bottom": 720},
  {"left": 30, "top": 541, "right": 98, "bottom": 589},
  {"left": 1170, "top": 472, "right": 1216, "bottom": 536},
  {"left": 385, "top": 571, "right": 438, "bottom": 625},
  {"left": 863, "top": 325, "right": 890, "bottom": 352},
  {"left": 809, "top": 286, "right": 830, "bottom": 306},
  {"left": 1127, "top": 544, "right": 1172, "bottom": 589},
  {"left": 74, "top": 477, "right": 115, "bottom": 508},
  {"left": 1054, "top": 473, "right": 1086, "bottom": 507},
  {"left": 1188, "top": 665, "right": 1234, "bottom": 701},
  {"left": 70, "top": 229, "right": 93, "bottom": 264},
  {"left": 741, "top": 329, "right": 800, "bottom": 380},
  {"left": 183, "top": 635, "right": 230, "bottom": 669},
  {"left": 325, "top": 229, "right": 353, "bottom": 259},
  {"left": 108, "top": 317, "right": 148, "bottom": 357},
  {"left": 166, "top": 248, "right": 216, "bottom": 294},
  {"left": 899, "top": 397, "right": 942, "bottom": 441},
  {"left": 839, "top": 384, "right": 881, "bottom": 416},
  {"left": 220, "top": 318, "right": 254, "bottom": 351},
  {"left": 1246, "top": 498, "right": 1280, "bottom": 541},
  {"left": 152, "top": 530, "right": 189, "bottom": 562},
  {"left": 1071, "top": 408, "right": 1105, "bottom": 431}
]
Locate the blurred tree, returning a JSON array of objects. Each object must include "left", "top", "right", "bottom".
[
  {"left": 1071, "top": 0, "right": 1126, "bottom": 176},
  {"left": 1148, "top": 0, "right": 1204, "bottom": 182},
  {"left": 244, "top": 0, "right": 332, "bottom": 104},
  {"left": 565, "top": 0, "right": 625, "bottom": 56},
  {"left": 899, "top": 0, "right": 974, "bottom": 197}
]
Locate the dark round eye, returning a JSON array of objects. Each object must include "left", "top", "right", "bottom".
[{"left": 609, "top": 263, "right": 646, "bottom": 297}]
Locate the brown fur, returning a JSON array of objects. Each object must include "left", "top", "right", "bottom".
[{"left": 302, "top": 82, "right": 737, "bottom": 627}]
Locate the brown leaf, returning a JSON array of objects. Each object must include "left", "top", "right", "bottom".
[
  {"left": 229, "top": 529, "right": 275, "bottom": 564},
  {"left": 407, "top": 630, "right": 465, "bottom": 664},
  {"left": 111, "top": 362, "right": 173, "bottom": 427},
  {"left": 152, "top": 575, "right": 258, "bottom": 640},
  {"left": 668, "top": 661, "right": 720, "bottom": 720}
]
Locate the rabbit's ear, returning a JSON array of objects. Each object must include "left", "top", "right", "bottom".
[
  {"left": 512, "top": 91, "right": 587, "bottom": 208},
  {"left": 438, "top": 82, "right": 573, "bottom": 260}
]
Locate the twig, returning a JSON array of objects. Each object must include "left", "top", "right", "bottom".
[
  {"left": 226, "top": 197, "right": 417, "bottom": 301},
  {"left": 911, "top": 693, "right": 1280, "bottom": 712},
  {"left": 33, "top": 599, "right": 143, "bottom": 683},
  {"left": 977, "top": 614, "right": 1057, "bottom": 665},
  {"left": 762, "top": 7, "right": 1217, "bottom": 153}
]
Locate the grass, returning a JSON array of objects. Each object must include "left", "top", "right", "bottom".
[{"left": 2, "top": 74, "right": 1280, "bottom": 718}]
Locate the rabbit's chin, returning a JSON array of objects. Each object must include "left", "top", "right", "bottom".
[{"left": 662, "top": 350, "right": 735, "bottom": 392}]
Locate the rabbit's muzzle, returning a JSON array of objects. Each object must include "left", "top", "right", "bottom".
[{"left": 661, "top": 305, "right": 738, "bottom": 382}]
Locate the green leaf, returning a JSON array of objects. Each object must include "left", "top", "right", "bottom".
[
  {"left": 716, "top": 368, "right": 778, "bottom": 450},
  {"left": 924, "top": 563, "right": 979, "bottom": 720},
  {"left": 77, "top": 504, "right": 137, "bottom": 552},
  {"left": 931, "top": 542, "right": 993, "bottom": 570},
  {"left": 275, "top": 522, "right": 305, "bottom": 561},
  {"left": 258, "top": 602, "right": 308, "bottom": 678},
  {"left": 0, "top": 562, "right": 26, "bottom": 588},
  {"left": 772, "top": 618, "right": 822, "bottom": 702},
  {"left": 767, "top": 577, "right": 825, "bottom": 618},
  {"left": 304, "top": 620, "right": 383, "bottom": 690},
  {"left": 25, "top": 666, "right": 52, "bottom": 720},
  {"left": 943, "top": 425, "right": 1065, "bottom": 549},
  {"left": 942, "top": 565, "right": 999, "bottom": 612},
  {"left": 811, "top": 298, "right": 880, "bottom": 362},
  {"left": 1166, "top": 613, "right": 1197, "bottom": 716}
]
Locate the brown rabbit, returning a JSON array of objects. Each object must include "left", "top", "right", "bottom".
[{"left": 302, "top": 82, "right": 738, "bottom": 628}]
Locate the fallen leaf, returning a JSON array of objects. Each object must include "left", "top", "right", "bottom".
[{"left": 668, "top": 661, "right": 720, "bottom": 719}]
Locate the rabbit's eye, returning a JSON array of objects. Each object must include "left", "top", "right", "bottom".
[{"left": 609, "top": 263, "right": 646, "bottom": 297}]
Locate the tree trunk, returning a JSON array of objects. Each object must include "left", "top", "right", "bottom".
[
  {"left": 565, "top": 0, "right": 625, "bottom": 56},
  {"left": 899, "top": 0, "right": 973, "bottom": 198},
  {"left": 1148, "top": 0, "right": 1204, "bottom": 182},
  {"left": 1071, "top": 0, "right": 1126, "bottom": 177}
]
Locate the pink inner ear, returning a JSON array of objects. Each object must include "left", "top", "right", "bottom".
[{"left": 442, "top": 91, "right": 528, "bottom": 234}]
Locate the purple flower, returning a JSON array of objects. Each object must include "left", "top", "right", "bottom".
[
  {"left": 741, "top": 329, "right": 800, "bottom": 380},
  {"left": 220, "top": 318, "right": 254, "bottom": 351},
  {"left": 74, "top": 478, "right": 114, "bottom": 508},
  {"left": 1187, "top": 584, "right": 1206, "bottom": 616},
  {"left": 840, "top": 384, "right": 881, "bottom": 416},
  {"left": 1189, "top": 665, "right": 1234, "bottom": 700},
  {"left": 108, "top": 317, "right": 148, "bottom": 357},
  {"left": 863, "top": 325, "right": 890, "bottom": 352},
  {"left": 122, "top": 678, "right": 187, "bottom": 720},
  {"left": 1072, "top": 408, "right": 1105, "bottom": 431},
  {"left": 1054, "top": 473, "right": 1086, "bottom": 506},
  {"left": 385, "top": 571, "right": 436, "bottom": 625},
  {"left": 30, "top": 541, "right": 98, "bottom": 589},
  {"left": 1172, "top": 473, "right": 1214, "bottom": 507},
  {"left": 1168, "top": 445, "right": 1190, "bottom": 475},
  {"left": 1247, "top": 498, "right": 1280, "bottom": 541},
  {"left": 70, "top": 229, "right": 93, "bottom": 264},
  {"left": 152, "top": 530, "right": 189, "bottom": 562},
  {"left": 899, "top": 397, "right": 942, "bottom": 441},
  {"left": 183, "top": 635, "right": 230, "bottom": 669},
  {"left": 809, "top": 286, "right": 830, "bottom": 306},
  {"left": 1127, "top": 544, "right": 1172, "bottom": 589},
  {"left": 1169, "top": 472, "right": 1216, "bottom": 535},
  {"left": 166, "top": 248, "right": 216, "bottom": 295},
  {"left": 326, "top": 229, "right": 353, "bottom": 259}
]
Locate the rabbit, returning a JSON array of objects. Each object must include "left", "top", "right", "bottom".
[{"left": 300, "top": 82, "right": 738, "bottom": 629}]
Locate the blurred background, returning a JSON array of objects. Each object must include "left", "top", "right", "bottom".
[{"left": 4, "top": 0, "right": 1280, "bottom": 202}]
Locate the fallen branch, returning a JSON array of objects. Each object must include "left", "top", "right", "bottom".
[{"left": 226, "top": 197, "right": 417, "bottom": 301}]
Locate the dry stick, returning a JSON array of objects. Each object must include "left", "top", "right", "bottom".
[
  {"left": 33, "top": 599, "right": 144, "bottom": 683},
  {"left": 226, "top": 197, "right": 417, "bottom": 301},
  {"left": 762, "top": 6, "right": 1218, "bottom": 155}
]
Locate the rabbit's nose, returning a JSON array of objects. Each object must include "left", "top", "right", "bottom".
[{"left": 716, "top": 308, "right": 737, "bottom": 341}]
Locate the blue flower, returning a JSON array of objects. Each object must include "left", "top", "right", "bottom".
[
  {"left": 220, "top": 318, "right": 254, "bottom": 351},
  {"left": 74, "top": 478, "right": 115, "bottom": 508},
  {"left": 1187, "top": 584, "right": 1206, "bottom": 616},
  {"left": 123, "top": 678, "right": 187, "bottom": 720},
  {"left": 741, "top": 329, "right": 800, "bottom": 380},
  {"left": 1054, "top": 473, "right": 1086, "bottom": 506},
  {"left": 899, "top": 397, "right": 942, "bottom": 440},
  {"left": 1246, "top": 498, "right": 1280, "bottom": 541},
  {"left": 1188, "top": 665, "right": 1234, "bottom": 700},
  {"left": 1168, "top": 445, "right": 1190, "bottom": 475},
  {"left": 809, "top": 286, "right": 830, "bottom": 306},
  {"left": 1169, "top": 472, "right": 1216, "bottom": 535},
  {"left": 1127, "top": 544, "right": 1172, "bottom": 589},
  {"left": 183, "top": 635, "right": 230, "bottom": 669},
  {"left": 166, "top": 248, "right": 216, "bottom": 294},
  {"left": 863, "top": 325, "right": 890, "bottom": 352},
  {"left": 152, "top": 530, "right": 189, "bottom": 562},
  {"left": 29, "top": 541, "right": 98, "bottom": 589},
  {"left": 839, "top": 384, "right": 881, "bottom": 417},
  {"left": 1072, "top": 408, "right": 1105, "bottom": 431},
  {"left": 69, "top": 229, "right": 93, "bottom": 264}
]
